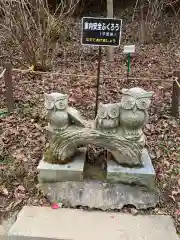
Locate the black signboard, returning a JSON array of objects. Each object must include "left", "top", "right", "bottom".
[{"left": 81, "top": 17, "right": 122, "bottom": 47}]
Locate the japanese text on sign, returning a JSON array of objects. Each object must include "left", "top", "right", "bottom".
[
  {"left": 84, "top": 22, "right": 120, "bottom": 31},
  {"left": 81, "top": 17, "right": 122, "bottom": 47}
]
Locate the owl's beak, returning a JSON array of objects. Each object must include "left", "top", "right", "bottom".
[{"left": 133, "top": 106, "right": 137, "bottom": 114}]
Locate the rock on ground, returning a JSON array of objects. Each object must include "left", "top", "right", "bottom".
[{"left": 39, "top": 180, "right": 159, "bottom": 210}]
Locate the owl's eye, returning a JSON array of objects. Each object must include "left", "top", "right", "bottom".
[
  {"left": 121, "top": 96, "right": 136, "bottom": 110},
  {"left": 108, "top": 107, "right": 119, "bottom": 118},
  {"left": 55, "top": 100, "right": 67, "bottom": 110},
  {"left": 136, "top": 98, "right": 151, "bottom": 110},
  {"left": 44, "top": 100, "right": 54, "bottom": 110},
  {"left": 98, "top": 107, "right": 107, "bottom": 119}
]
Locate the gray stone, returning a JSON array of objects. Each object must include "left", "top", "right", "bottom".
[
  {"left": 0, "top": 225, "right": 6, "bottom": 240},
  {"left": 38, "top": 148, "right": 86, "bottom": 182},
  {"left": 107, "top": 148, "right": 155, "bottom": 189},
  {"left": 39, "top": 180, "right": 159, "bottom": 210},
  {"left": 8, "top": 206, "right": 179, "bottom": 240}
]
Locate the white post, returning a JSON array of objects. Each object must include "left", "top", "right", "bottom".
[{"left": 107, "top": 0, "right": 114, "bottom": 62}]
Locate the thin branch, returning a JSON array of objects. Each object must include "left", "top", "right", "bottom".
[
  {"left": 0, "top": 68, "right": 6, "bottom": 78},
  {"left": 174, "top": 77, "right": 180, "bottom": 88}
]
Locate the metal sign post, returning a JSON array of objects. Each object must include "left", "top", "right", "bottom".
[
  {"left": 81, "top": 17, "right": 122, "bottom": 117},
  {"left": 123, "top": 45, "right": 135, "bottom": 80},
  {"left": 95, "top": 46, "right": 102, "bottom": 116}
]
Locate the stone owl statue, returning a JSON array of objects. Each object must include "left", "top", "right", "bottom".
[
  {"left": 44, "top": 92, "right": 86, "bottom": 134},
  {"left": 94, "top": 103, "right": 120, "bottom": 134},
  {"left": 44, "top": 92, "right": 87, "bottom": 163},
  {"left": 119, "top": 87, "right": 154, "bottom": 145},
  {"left": 44, "top": 93, "right": 70, "bottom": 133}
]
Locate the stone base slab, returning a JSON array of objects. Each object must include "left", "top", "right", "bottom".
[
  {"left": 8, "top": 206, "right": 179, "bottom": 240},
  {"left": 107, "top": 148, "right": 155, "bottom": 189},
  {"left": 39, "top": 181, "right": 159, "bottom": 210},
  {"left": 37, "top": 148, "right": 86, "bottom": 182}
]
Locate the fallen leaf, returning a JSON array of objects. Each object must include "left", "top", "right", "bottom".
[
  {"left": 172, "top": 190, "right": 180, "bottom": 196},
  {"left": 0, "top": 186, "right": 9, "bottom": 196},
  {"left": 162, "top": 183, "right": 167, "bottom": 189},
  {"left": 153, "top": 208, "right": 165, "bottom": 214},
  {"left": 176, "top": 210, "right": 180, "bottom": 215},
  {"left": 164, "top": 160, "right": 170, "bottom": 167},
  {"left": 17, "top": 185, "right": 26, "bottom": 192},
  {"left": 130, "top": 208, "right": 138, "bottom": 216}
]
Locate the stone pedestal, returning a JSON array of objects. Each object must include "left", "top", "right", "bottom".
[
  {"left": 39, "top": 181, "right": 159, "bottom": 210},
  {"left": 107, "top": 148, "right": 155, "bottom": 190},
  {"left": 37, "top": 148, "right": 158, "bottom": 210},
  {"left": 38, "top": 148, "right": 86, "bottom": 182}
]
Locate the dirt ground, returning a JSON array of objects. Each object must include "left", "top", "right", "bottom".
[{"left": 0, "top": 12, "right": 180, "bottom": 234}]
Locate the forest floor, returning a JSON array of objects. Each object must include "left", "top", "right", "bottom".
[{"left": 0, "top": 13, "right": 180, "bottom": 234}]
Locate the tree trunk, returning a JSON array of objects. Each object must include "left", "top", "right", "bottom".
[
  {"left": 107, "top": 0, "right": 114, "bottom": 62},
  {"left": 139, "top": 0, "right": 145, "bottom": 44}
]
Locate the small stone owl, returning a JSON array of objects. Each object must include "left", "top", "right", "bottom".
[
  {"left": 119, "top": 87, "right": 154, "bottom": 140},
  {"left": 44, "top": 92, "right": 69, "bottom": 133},
  {"left": 94, "top": 103, "right": 120, "bottom": 134}
]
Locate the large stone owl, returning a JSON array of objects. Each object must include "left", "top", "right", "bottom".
[
  {"left": 94, "top": 103, "right": 120, "bottom": 134},
  {"left": 119, "top": 87, "right": 154, "bottom": 143}
]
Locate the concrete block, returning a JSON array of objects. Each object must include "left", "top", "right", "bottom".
[
  {"left": 38, "top": 148, "right": 86, "bottom": 182},
  {"left": 107, "top": 148, "right": 155, "bottom": 189},
  {"left": 8, "top": 206, "right": 179, "bottom": 240}
]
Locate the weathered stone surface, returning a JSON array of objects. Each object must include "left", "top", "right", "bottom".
[
  {"left": 0, "top": 225, "right": 6, "bottom": 240},
  {"left": 107, "top": 148, "right": 155, "bottom": 189},
  {"left": 38, "top": 148, "right": 86, "bottom": 182},
  {"left": 8, "top": 206, "right": 179, "bottom": 240},
  {"left": 39, "top": 180, "right": 159, "bottom": 210}
]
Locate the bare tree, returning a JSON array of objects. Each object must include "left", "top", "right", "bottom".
[{"left": 132, "top": 0, "right": 180, "bottom": 44}]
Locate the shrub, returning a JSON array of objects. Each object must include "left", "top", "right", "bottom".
[{"left": 0, "top": 0, "right": 79, "bottom": 71}]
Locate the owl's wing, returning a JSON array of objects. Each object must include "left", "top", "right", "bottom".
[
  {"left": 67, "top": 107, "right": 86, "bottom": 127},
  {"left": 92, "top": 116, "right": 99, "bottom": 129},
  {"left": 144, "top": 110, "right": 149, "bottom": 126}
]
